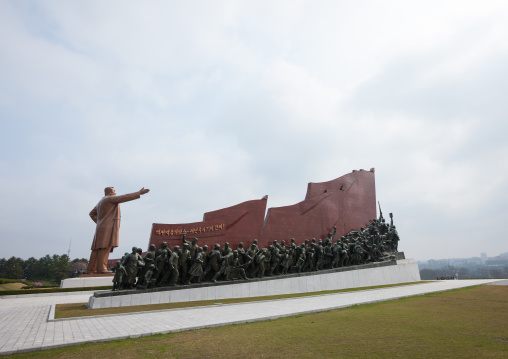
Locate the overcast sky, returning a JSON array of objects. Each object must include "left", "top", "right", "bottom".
[{"left": 1, "top": 0, "right": 507, "bottom": 262}]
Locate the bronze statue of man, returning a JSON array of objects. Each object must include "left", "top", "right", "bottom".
[{"left": 88, "top": 186, "right": 150, "bottom": 274}]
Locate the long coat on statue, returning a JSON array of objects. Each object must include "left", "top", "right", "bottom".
[{"left": 89, "top": 192, "right": 141, "bottom": 251}]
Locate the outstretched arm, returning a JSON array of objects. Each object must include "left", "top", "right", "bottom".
[{"left": 110, "top": 188, "right": 150, "bottom": 204}]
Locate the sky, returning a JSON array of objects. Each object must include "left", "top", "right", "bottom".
[{"left": 1, "top": 0, "right": 508, "bottom": 262}]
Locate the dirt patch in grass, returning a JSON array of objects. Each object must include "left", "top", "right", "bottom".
[
  {"left": 55, "top": 281, "right": 428, "bottom": 319},
  {"left": 11, "top": 285, "right": 508, "bottom": 358},
  {"left": 0, "top": 282, "right": 26, "bottom": 291}
]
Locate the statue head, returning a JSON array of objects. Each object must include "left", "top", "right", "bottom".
[
  {"left": 291, "top": 238, "right": 295, "bottom": 243},
  {"left": 192, "top": 237, "right": 198, "bottom": 244},
  {"left": 104, "top": 187, "right": 116, "bottom": 196},
  {"left": 238, "top": 242, "right": 244, "bottom": 248},
  {"left": 183, "top": 243, "right": 189, "bottom": 249},
  {"left": 253, "top": 239, "right": 258, "bottom": 244},
  {"left": 137, "top": 247, "right": 142, "bottom": 255},
  {"left": 132, "top": 246, "right": 137, "bottom": 253},
  {"left": 225, "top": 242, "right": 229, "bottom": 248},
  {"left": 214, "top": 243, "right": 220, "bottom": 250},
  {"left": 149, "top": 244, "right": 156, "bottom": 251},
  {"left": 197, "top": 247, "right": 203, "bottom": 253},
  {"left": 203, "top": 245, "right": 208, "bottom": 251},
  {"left": 173, "top": 245, "right": 180, "bottom": 251},
  {"left": 162, "top": 242, "right": 168, "bottom": 249}
]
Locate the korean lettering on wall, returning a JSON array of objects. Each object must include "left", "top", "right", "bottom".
[{"left": 155, "top": 223, "right": 225, "bottom": 237}]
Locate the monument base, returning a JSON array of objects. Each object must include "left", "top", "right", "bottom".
[
  {"left": 60, "top": 276, "right": 113, "bottom": 289},
  {"left": 79, "top": 273, "right": 114, "bottom": 277},
  {"left": 87, "top": 256, "right": 421, "bottom": 309}
]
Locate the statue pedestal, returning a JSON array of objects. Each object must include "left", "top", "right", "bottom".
[
  {"left": 79, "top": 273, "right": 114, "bottom": 278},
  {"left": 60, "top": 275, "right": 113, "bottom": 289},
  {"left": 87, "top": 255, "right": 421, "bottom": 309}
]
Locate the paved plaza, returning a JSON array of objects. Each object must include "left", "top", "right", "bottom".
[{"left": 0, "top": 279, "right": 504, "bottom": 355}]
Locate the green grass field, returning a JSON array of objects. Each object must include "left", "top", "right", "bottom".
[{"left": 9, "top": 285, "right": 508, "bottom": 358}]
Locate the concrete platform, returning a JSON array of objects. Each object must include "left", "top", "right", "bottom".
[
  {"left": 87, "top": 258, "right": 421, "bottom": 309},
  {"left": 60, "top": 276, "right": 113, "bottom": 289},
  {"left": 486, "top": 279, "right": 508, "bottom": 285}
]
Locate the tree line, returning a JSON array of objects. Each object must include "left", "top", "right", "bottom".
[
  {"left": 0, "top": 255, "right": 88, "bottom": 283},
  {"left": 420, "top": 266, "right": 508, "bottom": 280}
]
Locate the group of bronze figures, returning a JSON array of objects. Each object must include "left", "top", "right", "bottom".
[{"left": 112, "top": 213, "right": 400, "bottom": 291}]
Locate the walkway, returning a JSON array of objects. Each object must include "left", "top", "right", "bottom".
[{"left": 0, "top": 279, "right": 503, "bottom": 355}]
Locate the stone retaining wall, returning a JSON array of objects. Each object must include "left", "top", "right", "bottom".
[{"left": 87, "top": 258, "right": 421, "bottom": 309}]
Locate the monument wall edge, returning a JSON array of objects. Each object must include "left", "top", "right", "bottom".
[{"left": 88, "top": 259, "right": 421, "bottom": 309}]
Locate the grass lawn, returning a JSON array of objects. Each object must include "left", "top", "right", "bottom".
[
  {"left": 0, "top": 286, "right": 112, "bottom": 296},
  {"left": 0, "top": 282, "right": 25, "bottom": 291},
  {"left": 55, "top": 281, "right": 428, "bottom": 319},
  {"left": 11, "top": 284, "right": 508, "bottom": 358}
]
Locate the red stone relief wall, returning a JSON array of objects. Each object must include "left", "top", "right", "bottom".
[
  {"left": 149, "top": 169, "right": 376, "bottom": 250},
  {"left": 258, "top": 170, "right": 376, "bottom": 247},
  {"left": 149, "top": 198, "right": 267, "bottom": 249}
]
